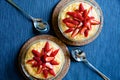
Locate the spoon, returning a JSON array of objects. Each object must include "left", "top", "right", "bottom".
[
  {"left": 7, "top": 0, "right": 49, "bottom": 33},
  {"left": 71, "top": 49, "right": 110, "bottom": 80}
]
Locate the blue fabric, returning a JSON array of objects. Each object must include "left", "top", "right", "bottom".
[{"left": 0, "top": 0, "right": 120, "bottom": 80}]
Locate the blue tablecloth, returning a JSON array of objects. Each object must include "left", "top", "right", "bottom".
[{"left": 0, "top": 0, "right": 120, "bottom": 80}]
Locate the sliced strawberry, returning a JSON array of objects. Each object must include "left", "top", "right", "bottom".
[
  {"left": 26, "top": 59, "right": 35, "bottom": 64},
  {"left": 44, "top": 41, "right": 50, "bottom": 52},
  {"left": 83, "top": 9, "right": 88, "bottom": 18},
  {"left": 43, "top": 69, "right": 48, "bottom": 78},
  {"left": 84, "top": 30, "right": 89, "bottom": 37},
  {"left": 63, "top": 18, "right": 79, "bottom": 25},
  {"left": 48, "top": 69, "right": 56, "bottom": 76},
  {"left": 42, "top": 63, "right": 46, "bottom": 70},
  {"left": 65, "top": 22, "right": 75, "bottom": 28},
  {"left": 50, "top": 60, "right": 59, "bottom": 65},
  {"left": 32, "top": 50, "right": 40, "bottom": 57},
  {"left": 76, "top": 13, "right": 84, "bottom": 21},
  {"left": 33, "top": 57, "right": 40, "bottom": 62},
  {"left": 46, "top": 62, "right": 53, "bottom": 69},
  {"left": 37, "top": 65, "right": 42, "bottom": 74},
  {"left": 50, "top": 49, "right": 59, "bottom": 57},
  {"left": 80, "top": 27, "right": 87, "bottom": 34},
  {"left": 41, "top": 55, "right": 47, "bottom": 63},
  {"left": 84, "top": 21, "right": 91, "bottom": 30},
  {"left": 64, "top": 28, "right": 74, "bottom": 33},
  {"left": 32, "top": 61, "right": 38, "bottom": 67},
  {"left": 41, "top": 48, "right": 45, "bottom": 55},
  {"left": 79, "top": 3, "right": 84, "bottom": 12},
  {"left": 45, "top": 57, "right": 54, "bottom": 62},
  {"left": 91, "top": 20, "right": 100, "bottom": 25},
  {"left": 46, "top": 48, "right": 53, "bottom": 56},
  {"left": 71, "top": 28, "right": 79, "bottom": 38},
  {"left": 67, "top": 12, "right": 76, "bottom": 17}
]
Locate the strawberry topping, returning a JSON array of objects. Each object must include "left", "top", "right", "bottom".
[
  {"left": 63, "top": 3, "right": 100, "bottom": 37},
  {"left": 26, "top": 41, "right": 60, "bottom": 78}
]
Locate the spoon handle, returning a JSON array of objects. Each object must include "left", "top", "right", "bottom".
[
  {"left": 84, "top": 59, "right": 110, "bottom": 80},
  {"left": 7, "top": 0, "right": 34, "bottom": 20}
]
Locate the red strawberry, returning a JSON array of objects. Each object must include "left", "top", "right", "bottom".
[
  {"left": 45, "top": 57, "right": 54, "bottom": 62},
  {"left": 65, "top": 22, "right": 75, "bottom": 28},
  {"left": 63, "top": 18, "right": 79, "bottom": 25},
  {"left": 64, "top": 28, "right": 74, "bottom": 33},
  {"left": 26, "top": 59, "right": 35, "bottom": 64},
  {"left": 90, "top": 20, "right": 100, "bottom": 25},
  {"left": 83, "top": 9, "right": 88, "bottom": 18},
  {"left": 71, "top": 28, "right": 79, "bottom": 38},
  {"left": 32, "top": 61, "right": 38, "bottom": 67},
  {"left": 44, "top": 41, "right": 50, "bottom": 52},
  {"left": 33, "top": 57, "right": 40, "bottom": 62},
  {"left": 79, "top": 3, "right": 84, "bottom": 12},
  {"left": 84, "top": 30, "right": 89, "bottom": 37},
  {"left": 50, "top": 60, "right": 59, "bottom": 65},
  {"left": 47, "top": 48, "right": 53, "bottom": 56},
  {"left": 37, "top": 65, "right": 42, "bottom": 74},
  {"left": 50, "top": 49, "right": 59, "bottom": 57},
  {"left": 43, "top": 69, "right": 48, "bottom": 78},
  {"left": 41, "top": 48, "right": 45, "bottom": 55},
  {"left": 41, "top": 55, "right": 47, "bottom": 63},
  {"left": 46, "top": 62, "right": 53, "bottom": 69},
  {"left": 80, "top": 27, "right": 87, "bottom": 34},
  {"left": 84, "top": 21, "right": 91, "bottom": 30},
  {"left": 32, "top": 50, "right": 40, "bottom": 57},
  {"left": 48, "top": 69, "right": 56, "bottom": 76},
  {"left": 67, "top": 12, "right": 76, "bottom": 17}
]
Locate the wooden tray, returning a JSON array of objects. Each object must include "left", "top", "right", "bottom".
[
  {"left": 52, "top": 0, "right": 103, "bottom": 46},
  {"left": 18, "top": 35, "right": 70, "bottom": 80}
]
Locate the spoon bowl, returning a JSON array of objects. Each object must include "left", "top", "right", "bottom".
[{"left": 71, "top": 48, "right": 110, "bottom": 80}]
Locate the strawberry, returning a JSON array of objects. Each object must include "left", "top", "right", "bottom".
[
  {"left": 64, "top": 28, "right": 74, "bottom": 33},
  {"left": 47, "top": 48, "right": 53, "bottom": 56},
  {"left": 67, "top": 12, "right": 76, "bottom": 17},
  {"left": 84, "top": 21, "right": 91, "bottom": 30},
  {"left": 45, "top": 57, "right": 54, "bottom": 62},
  {"left": 90, "top": 20, "right": 100, "bottom": 25},
  {"left": 32, "top": 61, "right": 38, "bottom": 67},
  {"left": 84, "top": 30, "right": 89, "bottom": 37},
  {"left": 41, "top": 48, "right": 45, "bottom": 55},
  {"left": 50, "top": 60, "right": 59, "bottom": 65},
  {"left": 32, "top": 50, "right": 40, "bottom": 57},
  {"left": 37, "top": 65, "right": 42, "bottom": 74},
  {"left": 48, "top": 69, "right": 56, "bottom": 76},
  {"left": 26, "top": 59, "right": 35, "bottom": 64},
  {"left": 46, "top": 62, "right": 53, "bottom": 69},
  {"left": 79, "top": 3, "right": 84, "bottom": 12},
  {"left": 80, "top": 27, "right": 87, "bottom": 34},
  {"left": 44, "top": 41, "right": 50, "bottom": 52},
  {"left": 63, "top": 18, "right": 79, "bottom": 25},
  {"left": 33, "top": 57, "right": 40, "bottom": 62},
  {"left": 71, "top": 28, "right": 80, "bottom": 38},
  {"left": 83, "top": 9, "right": 88, "bottom": 18},
  {"left": 41, "top": 55, "right": 47, "bottom": 63},
  {"left": 65, "top": 22, "right": 75, "bottom": 28},
  {"left": 43, "top": 69, "right": 48, "bottom": 78},
  {"left": 50, "top": 49, "right": 59, "bottom": 57}
]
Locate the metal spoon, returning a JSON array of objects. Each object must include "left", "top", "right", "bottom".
[
  {"left": 71, "top": 49, "right": 110, "bottom": 80},
  {"left": 7, "top": 0, "right": 49, "bottom": 33}
]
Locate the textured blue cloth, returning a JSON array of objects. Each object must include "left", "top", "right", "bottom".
[{"left": 0, "top": 0, "right": 120, "bottom": 80}]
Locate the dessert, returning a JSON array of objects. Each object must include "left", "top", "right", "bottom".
[
  {"left": 24, "top": 40, "right": 65, "bottom": 79},
  {"left": 58, "top": 1, "right": 101, "bottom": 42}
]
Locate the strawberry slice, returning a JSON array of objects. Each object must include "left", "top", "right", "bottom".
[
  {"left": 43, "top": 69, "right": 48, "bottom": 78},
  {"left": 90, "top": 20, "right": 100, "bottom": 25},
  {"left": 65, "top": 22, "right": 75, "bottom": 28},
  {"left": 63, "top": 18, "right": 79, "bottom": 25},
  {"left": 50, "top": 49, "right": 59, "bottom": 57},
  {"left": 46, "top": 62, "right": 53, "bottom": 69},
  {"left": 50, "top": 60, "right": 59, "bottom": 65},
  {"left": 67, "top": 12, "right": 76, "bottom": 17},
  {"left": 45, "top": 57, "right": 54, "bottom": 62},
  {"left": 32, "top": 50, "right": 40, "bottom": 57},
  {"left": 37, "top": 65, "right": 42, "bottom": 74},
  {"left": 41, "top": 48, "right": 45, "bottom": 55},
  {"left": 84, "top": 30, "right": 89, "bottom": 37},
  {"left": 44, "top": 41, "right": 50, "bottom": 52},
  {"left": 80, "top": 27, "right": 87, "bottom": 34},
  {"left": 64, "top": 28, "right": 74, "bottom": 33},
  {"left": 33, "top": 57, "right": 40, "bottom": 62},
  {"left": 79, "top": 3, "right": 84, "bottom": 12},
  {"left": 83, "top": 9, "right": 88, "bottom": 18},
  {"left": 71, "top": 28, "right": 80, "bottom": 38},
  {"left": 32, "top": 61, "right": 38, "bottom": 67},
  {"left": 84, "top": 21, "right": 91, "bottom": 30},
  {"left": 48, "top": 69, "right": 56, "bottom": 76},
  {"left": 26, "top": 59, "right": 35, "bottom": 64},
  {"left": 47, "top": 48, "right": 53, "bottom": 56},
  {"left": 41, "top": 55, "right": 47, "bottom": 63}
]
